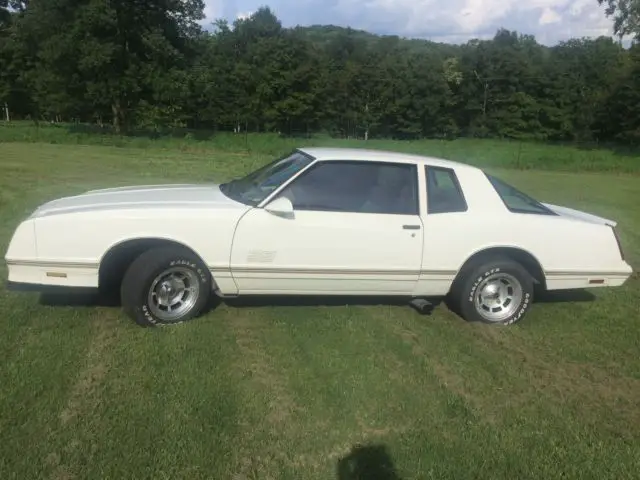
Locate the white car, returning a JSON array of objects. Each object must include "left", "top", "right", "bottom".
[{"left": 5, "top": 147, "right": 633, "bottom": 327}]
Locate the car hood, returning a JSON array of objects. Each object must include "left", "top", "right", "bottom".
[{"left": 29, "top": 183, "right": 247, "bottom": 218}]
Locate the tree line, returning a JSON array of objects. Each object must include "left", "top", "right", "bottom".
[{"left": 1, "top": 1, "right": 639, "bottom": 143}]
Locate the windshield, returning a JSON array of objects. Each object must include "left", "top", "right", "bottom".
[
  {"left": 220, "top": 151, "right": 314, "bottom": 206},
  {"left": 486, "top": 174, "right": 557, "bottom": 215}
]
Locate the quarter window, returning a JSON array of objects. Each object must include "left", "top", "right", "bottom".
[
  {"left": 486, "top": 174, "right": 557, "bottom": 215},
  {"left": 277, "top": 161, "right": 419, "bottom": 215},
  {"left": 426, "top": 166, "right": 468, "bottom": 214}
]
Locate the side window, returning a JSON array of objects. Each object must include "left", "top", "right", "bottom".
[
  {"left": 277, "top": 161, "right": 419, "bottom": 215},
  {"left": 426, "top": 166, "right": 468, "bottom": 214}
]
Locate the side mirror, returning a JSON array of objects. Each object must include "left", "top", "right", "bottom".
[{"left": 264, "top": 196, "right": 294, "bottom": 218}]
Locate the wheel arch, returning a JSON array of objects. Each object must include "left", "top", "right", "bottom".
[
  {"left": 98, "top": 237, "right": 212, "bottom": 292},
  {"left": 450, "top": 245, "right": 547, "bottom": 292}
]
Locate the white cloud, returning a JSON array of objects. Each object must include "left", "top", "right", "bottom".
[
  {"left": 539, "top": 7, "right": 561, "bottom": 25},
  {"left": 236, "top": 10, "right": 253, "bottom": 20},
  {"left": 202, "top": 0, "right": 223, "bottom": 21},
  {"left": 457, "top": 0, "right": 513, "bottom": 33},
  {"left": 202, "top": 0, "right": 619, "bottom": 45}
]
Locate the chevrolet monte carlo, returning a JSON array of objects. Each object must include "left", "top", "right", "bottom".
[{"left": 5, "top": 148, "right": 633, "bottom": 327}]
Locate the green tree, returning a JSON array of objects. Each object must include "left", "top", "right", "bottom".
[
  {"left": 0, "top": 2, "right": 32, "bottom": 121},
  {"left": 598, "top": 0, "right": 640, "bottom": 39},
  {"left": 2, "top": 6, "right": 639, "bottom": 145},
  {"left": 543, "top": 37, "right": 626, "bottom": 141},
  {"left": 17, "top": 0, "right": 204, "bottom": 131},
  {"left": 594, "top": 44, "right": 640, "bottom": 142}
]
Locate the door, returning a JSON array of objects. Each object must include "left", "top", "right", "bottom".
[{"left": 229, "top": 160, "right": 425, "bottom": 295}]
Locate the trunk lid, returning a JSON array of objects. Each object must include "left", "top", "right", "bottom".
[{"left": 542, "top": 203, "right": 617, "bottom": 227}]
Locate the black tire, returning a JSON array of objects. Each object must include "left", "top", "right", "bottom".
[
  {"left": 450, "top": 256, "right": 534, "bottom": 326},
  {"left": 120, "top": 246, "right": 211, "bottom": 327}
]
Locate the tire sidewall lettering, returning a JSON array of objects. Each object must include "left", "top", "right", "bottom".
[
  {"left": 468, "top": 267, "right": 501, "bottom": 302},
  {"left": 141, "top": 304, "right": 158, "bottom": 326},
  {"left": 170, "top": 259, "right": 208, "bottom": 284},
  {"left": 505, "top": 292, "right": 531, "bottom": 325}
]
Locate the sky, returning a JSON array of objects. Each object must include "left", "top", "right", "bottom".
[{"left": 201, "top": 0, "right": 621, "bottom": 46}]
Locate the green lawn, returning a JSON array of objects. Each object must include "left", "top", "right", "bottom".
[{"left": 0, "top": 141, "right": 639, "bottom": 479}]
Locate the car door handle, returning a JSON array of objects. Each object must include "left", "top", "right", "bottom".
[{"left": 403, "top": 225, "right": 421, "bottom": 230}]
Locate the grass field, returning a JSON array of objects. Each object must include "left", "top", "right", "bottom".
[
  {"left": 1, "top": 137, "right": 639, "bottom": 479},
  {"left": 2, "top": 120, "right": 640, "bottom": 173}
]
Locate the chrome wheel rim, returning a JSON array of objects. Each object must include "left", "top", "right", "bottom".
[
  {"left": 473, "top": 272, "right": 523, "bottom": 322},
  {"left": 147, "top": 266, "right": 200, "bottom": 322}
]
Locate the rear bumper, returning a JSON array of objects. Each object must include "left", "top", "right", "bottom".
[{"left": 545, "top": 264, "right": 634, "bottom": 290}]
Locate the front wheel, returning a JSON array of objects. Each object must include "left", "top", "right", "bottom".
[
  {"left": 452, "top": 257, "right": 534, "bottom": 325},
  {"left": 120, "top": 246, "right": 212, "bottom": 327}
]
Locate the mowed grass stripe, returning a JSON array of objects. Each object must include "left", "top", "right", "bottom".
[
  {"left": 0, "top": 301, "right": 104, "bottom": 478},
  {"left": 366, "top": 304, "right": 640, "bottom": 479},
  {"left": 394, "top": 300, "right": 640, "bottom": 432},
  {"left": 41, "top": 308, "right": 123, "bottom": 480},
  {"left": 218, "top": 301, "right": 484, "bottom": 478},
  {"left": 216, "top": 303, "right": 337, "bottom": 479},
  {"left": 38, "top": 305, "right": 245, "bottom": 479},
  {"left": 241, "top": 301, "right": 629, "bottom": 479}
]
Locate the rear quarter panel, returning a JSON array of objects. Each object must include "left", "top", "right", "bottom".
[{"left": 416, "top": 167, "right": 630, "bottom": 295}]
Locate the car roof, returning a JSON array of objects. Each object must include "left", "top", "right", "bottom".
[{"left": 297, "top": 147, "right": 478, "bottom": 171}]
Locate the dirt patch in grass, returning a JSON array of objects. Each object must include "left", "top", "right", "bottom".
[
  {"left": 429, "top": 360, "right": 475, "bottom": 403},
  {"left": 393, "top": 325, "right": 427, "bottom": 357},
  {"left": 44, "top": 453, "right": 74, "bottom": 480}
]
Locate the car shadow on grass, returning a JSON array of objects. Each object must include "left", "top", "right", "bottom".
[
  {"left": 36, "top": 291, "right": 434, "bottom": 316},
  {"left": 533, "top": 288, "right": 596, "bottom": 304},
  {"left": 337, "top": 444, "right": 403, "bottom": 480},
  {"left": 36, "top": 289, "right": 596, "bottom": 317},
  {"left": 39, "top": 290, "right": 121, "bottom": 308},
  {"left": 220, "top": 295, "right": 442, "bottom": 315}
]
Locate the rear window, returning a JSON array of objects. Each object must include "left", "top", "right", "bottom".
[{"left": 486, "top": 174, "right": 557, "bottom": 215}]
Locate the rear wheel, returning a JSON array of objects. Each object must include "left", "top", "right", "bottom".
[
  {"left": 451, "top": 256, "right": 534, "bottom": 325},
  {"left": 120, "top": 246, "right": 211, "bottom": 327}
]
